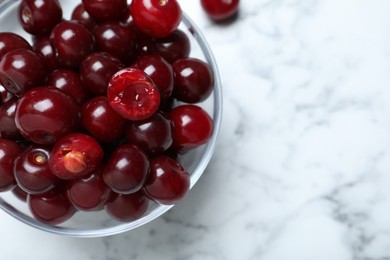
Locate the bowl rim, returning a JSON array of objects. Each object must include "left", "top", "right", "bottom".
[{"left": 0, "top": 0, "right": 223, "bottom": 237}]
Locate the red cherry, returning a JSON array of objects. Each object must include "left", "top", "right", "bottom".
[
  {"left": 200, "top": 0, "right": 239, "bottom": 21},
  {"left": 49, "top": 133, "right": 104, "bottom": 180},
  {"left": 71, "top": 3, "right": 97, "bottom": 31},
  {"left": 103, "top": 144, "right": 150, "bottom": 194},
  {"left": 0, "top": 32, "right": 31, "bottom": 60},
  {"left": 107, "top": 67, "right": 161, "bottom": 121},
  {"left": 130, "top": 0, "right": 182, "bottom": 38},
  {"left": 143, "top": 155, "right": 189, "bottom": 205},
  {"left": 106, "top": 191, "right": 149, "bottom": 222},
  {"left": 149, "top": 29, "right": 190, "bottom": 63},
  {"left": 169, "top": 105, "right": 213, "bottom": 151},
  {"left": 0, "top": 97, "right": 23, "bottom": 140},
  {"left": 12, "top": 186, "right": 28, "bottom": 202},
  {"left": 82, "top": 0, "right": 127, "bottom": 21},
  {"left": 0, "top": 138, "right": 22, "bottom": 192},
  {"left": 32, "top": 35, "right": 59, "bottom": 73}
]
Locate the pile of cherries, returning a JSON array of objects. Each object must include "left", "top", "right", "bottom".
[{"left": 0, "top": 0, "right": 215, "bottom": 225}]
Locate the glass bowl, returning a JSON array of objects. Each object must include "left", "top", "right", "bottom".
[{"left": 0, "top": 0, "right": 222, "bottom": 237}]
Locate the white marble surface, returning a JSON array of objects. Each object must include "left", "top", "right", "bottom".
[{"left": 2, "top": 0, "right": 390, "bottom": 259}]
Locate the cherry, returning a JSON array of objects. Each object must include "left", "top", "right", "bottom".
[
  {"left": 28, "top": 187, "right": 76, "bottom": 225},
  {"left": 49, "top": 133, "right": 103, "bottom": 180},
  {"left": 67, "top": 170, "right": 111, "bottom": 211},
  {"left": 79, "top": 52, "right": 124, "bottom": 96},
  {"left": 106, "top": 191, "right": 149, "bottom": 222},
  {"left": 0, "top": 138, "right": 22, "bottom": 192},
  {"left": 0, "top": 84, "right": 13, "bottom": 104},
  {"left": 103, "top": 144, "right": 150, "bottom": 194},
  {"left": 82, "top": 0, "right": 127, "bottom": 21},
  {"left": 50, "top": 20, "right": 95, "bottom": 69},
  {"left": 0, "top": 32, "right": 32, "bottom": 60},
  {"left": 200, "top": 0, "right": 239, "bottom": 21},
  {"left": 18, "top": 0, "right": 63, "bottom": 35},
  {"left": 93, "top": 21, "right": 137, "bottom": 64},
  {"left": 0, "top": 49, "right": 46, "bottom": 97},
  {"left": 125, "top": 111, "right": 172, "bottom": 155},
  {"left": 107, "top": 67, "right": 160, "bottom": 120},
  {"left": 12, "top": 186, "right": 28, "bottom": 202},
  {"left": 71, "top": 3, "right": 97, "bottom": 31},
  {"left": 48, "top": 69, "right": 89, "bottom": 104},
  {"left": 0, "top": 97, "right": 23, "bottom": 140},
  {"left": 143, "top": 155, "right": 189, "bottom": 205},
  {"left": 169, "top": 105, "right": 213, "bottom": 151},
  {"left": 15, "top": 86, "right": 81, "bottom": 145},
  {"left": 172, "top": 57, "right": 214, "bottom": 103},
  {"left": 130, "top": 0, "right": 182, "bottom": 38},
  {"left": 81, "top": 96, "right": 126, "bottom": 143},
  {"left": 14, "top": 145, "right": 59, "bottom": 194},
  {"left": 133, "top": 55, "right": 174, "bottom": 101},
  {"left": 149, "top": 29, "right": 190, "bottom": 63},
  {"left": 32, "top": 35, "right": 59, "bottom": 73}
]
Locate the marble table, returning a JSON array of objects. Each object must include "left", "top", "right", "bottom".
[{"left": 2, "top": 0, "right": 390, "bottom": 259}]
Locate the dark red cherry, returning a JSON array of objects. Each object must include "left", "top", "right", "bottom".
[
  {"left": 0, "top": 97, "right": 23, "bottom": 140},
  {"left": 71, "top": 3, "right": 97, "bottom": 31},
  {"left": 32, "top": 35, "right": 59, "bottom": 73},
  {"left": 107, "top": 67, "right": 160, "bottom": 120},
  {"left": 50, "top": 20, "right": 95, "bottom": 69},
  {"left": 79, "top": 52, "right": 123, "bottom": 96},
  {"left": 103, "top": 144, "right": 150, "bottom": 194},
  {"left": 106, "top": 191, "right": 148, "bottom": 222},
  {"left": 14, "top": 145, "right": 58, "bottom": 194},
  {"left": 200, "top": 0, "right": 239, "bottom": 21},
  {"left": 15, "top": 86, "right": 81, "bottom": 145},
  {"left": 130, "top": 0, "right": 182, "bottom": 38},
  {"left": 143, "top": 155, "right": 189, "bottom": 205},
  {"left": 0, "top": 49, "right": 46, "bottom": 97},
  {"left": 28, "top": 187, "right": 76, "bottom": 225},
  {"left": 0, "top": 32, "right": 32, "bottom": 60},
  {"left": 172, "top": 57, "right": 214, "bottom": 103},
  {"left": 133, "top": 55, "right": 173, "bottom": 101},
  {"left": 169, "top": 105, "right": 213, "bottom": 151},
  {"left": 12, "top": 186, "right": 28, "bottom": 202},
  {"left": 0, "top": 84, "right": 13, "bottom": 104},
  {"left": 149, "top": 29, "right": 190, "bottom": 63},
  {"left": 0, "top": 138, "right": 22, "bottom": 191},
  {"left": 67, "top": 170, "right": 111, "bottom": 211},
  {"left": 125, "top": 111, "right": 172, "bottom": 155},
  {"left": 19, "top": 0, "right": 63, "bottom": 35},
  {"left": 93, "top": 21, "right": 137, "bottom": 64},
  {"left": 48, "top": 69, "right": 89, "bottom": 104},
  {"left": 81, "top": 96, "right": 126, "bottom": 143},
  {"left": 49, "top": 133, "right": 103, "bottom": 180},
  {"left": 82, "top": 0, "right": 127, "bottom": 21}
]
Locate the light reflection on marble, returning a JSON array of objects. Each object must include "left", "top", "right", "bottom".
[{"left": 2, "top": 0, "right": 390, "bottom": 259}]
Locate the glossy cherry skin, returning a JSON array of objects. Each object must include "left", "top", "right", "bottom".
[
  {"left": 81, "top": 96, "right": 126, "bottom": 143},
  {"left": 172, "top": 57, "right": 214, "bottom": 103},
  {"left": 67, "top": 170, "right": 111, "bottom": 211},
  {"left": 169, "top": 105, "right": 213, "bottom": 151},
  {"left": 149, "top": 29, "right": 190, "bottom": 63},
  {"left": 125, "top": 111, "right": 173, "bottom": 155},
  {"left": 0, "top": 138, "right": 22, "bottom": 191},
  {"left": 143, "top": 155, "right": 189, "bottom": 205},
  {"left": 80, "top": 52, "right": 124, "bottom": 96},
  {"left": 107, "top": 67, "right": 161, "bottom": 121},
  {"left": 19, "top": 0, "right": 63, "bottom": 35},
  {"left": 130, "top": 0, "right": 182, "bottom": 38},
  {"left": 14, "top": 145, "right": 59, "bottom": 194},
  {"left": 133, "top": 55, "right": 173, "bottom": 101},
  {"left": 50, "top": 20, "right": 95, "bottom": 69},
  {"left": 200, "top": 0, "right": 239, "bottom": 21},
  {"left": 15, "top": 86, "right": 81, "bottom": 145},
  {"left": 103, "top": 144, "right": 150, "bottom": 194},
  {"left": 49, "top": 133, "right": 103, "bottom": 180},
  {"left": 0, "top": 97, "right": 23, "bottom": 140},
  {"left": 93, "top": 21, "right": 137, "bottom": 64},
  {"left": 28, "top": 187, "right": 76, "bottom": 225},
  {"left": 0, "top": 32, "right": 32, "bottom": 60},
  {"left": 71, "top": 3, "right": 97, "bottom": 31},
  {"left": 0, "top": 49, "right": 46, "bottom": 97},
  {"left": 82, "top": 0, "right": 127, "bottom": 21},
  {"left": 32, "top": 35, "right": 59, "bottom": 73},
  {"left": 48, "top": 69, "right": 89, "bottom": 104},
  {"left": 106, "top": 191, "right": 149, "bottom": 222}
]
